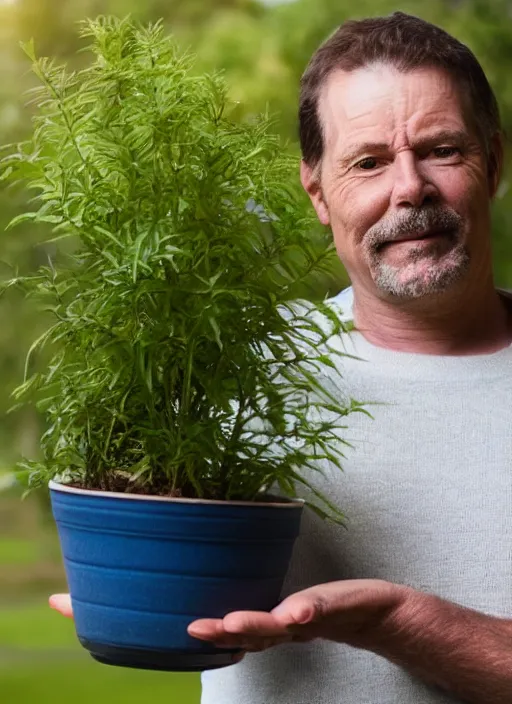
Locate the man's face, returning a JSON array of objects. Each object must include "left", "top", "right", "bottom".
[{"left": 301, "top": 64, "right": 499, "bottom": 300}]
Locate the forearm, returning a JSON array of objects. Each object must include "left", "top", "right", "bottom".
[{"left": 371, "top": 590, "right": 512, "bottom": 704}]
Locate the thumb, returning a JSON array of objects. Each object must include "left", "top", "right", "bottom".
[
  {"left": 49, "top": 593, "right": 74, "bottom": 618},
  {"left": 271, "top": 593, "right": 319, "bottom": 627}
]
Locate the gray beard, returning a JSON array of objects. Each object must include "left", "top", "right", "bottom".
[
  {"left": 371, "top": 242, "right": 470, "bottom": 298},
  {"left": 364, "top": 206, "right": 468, "bottom": 298}
]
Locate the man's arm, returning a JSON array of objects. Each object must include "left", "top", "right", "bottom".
[
  {"left": 371, "top": 588, "right": 512, "bottom": 704},
  {"left": 187, "top": 580, "right": 512, "bottom": 704}
]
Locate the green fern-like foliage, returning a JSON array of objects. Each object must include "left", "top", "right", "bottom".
[{"left": 2, "top": 16, "right": 361, "bottom": 520}]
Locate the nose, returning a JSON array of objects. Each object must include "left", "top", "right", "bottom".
[{"left": 391, "top": 151, "right": 439, "bottom": 208}]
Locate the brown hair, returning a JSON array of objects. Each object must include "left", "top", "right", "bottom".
[{"left": 299, "top": 12, "right": 501, "bottom": 169}]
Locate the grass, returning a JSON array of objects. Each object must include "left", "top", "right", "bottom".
[
  {"left": 0, "top": 601, "right": 201, "bottom": 703},
  {"left": 0, "top": 538, "right": 40, "bottom": 566},
  {"left": 0, "top": 601, "right": 79, "bottom": 648},
  {"left": 0, "top": 662, "right": 201, "bottom": 704},
  {"left": 0, "top": 526, "right": 67, "bottom": 603}
]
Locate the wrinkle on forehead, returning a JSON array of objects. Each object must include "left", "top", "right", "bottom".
[{"left": 318, "top": 64, "right": 471, "bottom": 159}]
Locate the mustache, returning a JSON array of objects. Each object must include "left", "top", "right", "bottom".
[{"left": 365, "top": 206, "right": 463, "bottom": 250}]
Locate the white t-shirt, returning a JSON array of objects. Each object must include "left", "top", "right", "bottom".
[{"left": 201, "top": 288, "right": 512, "bottom": 703}]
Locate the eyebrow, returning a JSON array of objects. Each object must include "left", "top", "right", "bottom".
[{"left": 339, "top": 129, "right": 471, "bottom": 168}]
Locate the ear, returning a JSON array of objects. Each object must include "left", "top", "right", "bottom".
[
  {"left": 488, "top": 132, "right": 504, "bottom": 199},
  {"left": 300, "top": 159, "right": 330, "bottom": 226}
]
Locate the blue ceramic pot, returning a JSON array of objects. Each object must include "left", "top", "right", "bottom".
[{"left": 49, "top": 480, "right": 303, "bottom": 672}]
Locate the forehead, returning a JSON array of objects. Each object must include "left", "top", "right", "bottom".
[{"left": 318, "top": 64, "right": 471, "bottom": 155}]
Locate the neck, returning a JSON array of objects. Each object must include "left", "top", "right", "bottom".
[{"left": 352, "top": 279, "right": 512, "bottom": 356}]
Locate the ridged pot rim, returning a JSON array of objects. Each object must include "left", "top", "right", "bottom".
[{"left": 48, "top": 479, "right": 305, "bottom": 509}]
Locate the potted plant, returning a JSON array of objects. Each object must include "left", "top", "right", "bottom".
[{"left": 2, "top": 16, "right": 359, "bottom": 672}]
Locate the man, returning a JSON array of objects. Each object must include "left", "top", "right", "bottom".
[{"left": 50, "top": 12, "right": 512, "bottom": 703}]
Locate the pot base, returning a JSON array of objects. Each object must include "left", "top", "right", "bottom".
[{"left": 80, "top": 638, "right": 241, "bottom": 672}]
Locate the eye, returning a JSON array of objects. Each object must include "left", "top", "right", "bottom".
[
  {"left": 355, "top": 157, "right": 379, "bottom": 171},
  {"left": 432, "top": 146, "right": 460, "bottom": 158}
]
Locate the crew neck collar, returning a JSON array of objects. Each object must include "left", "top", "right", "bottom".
[{"left": 329, "top": 287, "right": 512, "bottom": 380}]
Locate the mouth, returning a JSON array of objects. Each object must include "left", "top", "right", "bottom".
[{"left": 376, "top": 227, "right": 457, "bottom": 251}]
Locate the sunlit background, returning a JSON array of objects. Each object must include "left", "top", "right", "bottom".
[{"left": 1, "top": 1, "right": 512, "bottom": 702}]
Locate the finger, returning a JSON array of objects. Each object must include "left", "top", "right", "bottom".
[
  {"left": 270, "top": 581, "right": 382, "bottom": 628},
  {"left": 188, "top": 614, "right": 285, "bottom": 641},
  {"left": 188, "top": 614, "right": 293, "bottom": 650},
  {"left": 187, "top": 625, "right": 255, "bottom": 650},
  {"left": 271, "top": 595, "right": 318, "bottom": 627},
  {"left": 281, "top": 579, "right": 400, "bottom": 617},
  {"left": 187, "top": 618, "right": 225, "bottom": 641},
  {"left": 49, "top": 594, "right": 74, "bottom": 618},
  {"left": 222, "top": 610, "right": 288, "bottom": 638}
]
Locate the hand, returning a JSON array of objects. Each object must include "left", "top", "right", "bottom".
[
  {"left": 50, "top": 580, "right": 411, "bottom": 655},
  {"left": 49, "top": 593, "right": 73, "bottom": 617},
  {"left": 187, "top": 579, "right": 411, "bottom": 653}
]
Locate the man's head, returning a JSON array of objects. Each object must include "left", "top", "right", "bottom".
[{"left": 299, "top": 12, "right": 503, "bottom": 301}]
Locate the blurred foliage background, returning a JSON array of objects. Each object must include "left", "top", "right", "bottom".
[{"left": 1, "top": 1, "right": 512, "bottom": 702}]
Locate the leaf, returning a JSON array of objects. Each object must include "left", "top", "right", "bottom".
[
  {"left": 132, "top": 231, "right": 147, "bottom": 283},
  {"left": 6, "top": 213, "right": 37, "bottom": 230},
  {"left": 20, "top": 38, "right": 36, "bottom": 63},
  {"left": 93, "top": 226, "right": 123, "bottom": 248},
  {"left": 0, "top": 166, "right": 13, "bottom": 182},
  {"left": 209, "top": 316, "right": 223, "bottom": 351}
]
